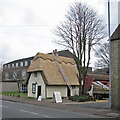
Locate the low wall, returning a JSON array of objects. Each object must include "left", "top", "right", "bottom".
[{"left": 1, "top": 82, "right": 18, "bottom": 92}]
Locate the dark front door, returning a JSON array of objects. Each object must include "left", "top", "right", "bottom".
[
  {"left": 67, "top": 87, "right": 71, "bottom": 97},
  {"left": 37, "top": 86, "right": 41, "bottom": 98}
]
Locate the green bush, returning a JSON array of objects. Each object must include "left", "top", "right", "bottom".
[
  {"left": 28, "top": 97, "right": 36, "bottom": 99},
  {"left": 68, "top": 96, "right": 74, "bottom": 100},
  {"left": 1, "top": 92, "right": 27, "bottom": 97},
  {"left": 68, "top": 95, "right": 95, "bottom": 102}
]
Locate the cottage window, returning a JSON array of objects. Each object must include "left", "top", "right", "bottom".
[
  {"left": 32, "top": 83, "right": 36, "bottom": 93},
  {"left": 20, "top": 62, "right": 23, "bottom": 67},
  {"left": 34, "top": 72, "right": 37, "bottom": 77}
]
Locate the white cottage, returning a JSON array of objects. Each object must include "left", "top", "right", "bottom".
[{"left": 25, "top": 52, "right": 79, "bottom": 99}]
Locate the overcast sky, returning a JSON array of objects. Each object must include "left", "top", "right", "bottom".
[{"left": 0, "top": 0, "right": 119, "bottom": 67}]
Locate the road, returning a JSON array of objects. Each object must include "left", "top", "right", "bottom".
[
  {"left": 1, "top": 100, "right": 105, "bottom": 118},
  {"left": 65, "top": 102, "right": 108, "bottom": 109}
]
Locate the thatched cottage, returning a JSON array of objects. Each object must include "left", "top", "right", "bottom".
[{"left": 25, "top": 52, "right": 79, "bottom": 99}]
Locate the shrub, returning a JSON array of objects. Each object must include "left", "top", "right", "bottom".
[
  {"left": 68, "top": 96, "right": 74, "bottom": 100},
  {"left": 69, "top": 95, "right": 95, "bottom": 102}
]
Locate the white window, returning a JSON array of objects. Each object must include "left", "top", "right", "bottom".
[
  {"left": 21, "top": 70, "right": 26, "bottom": 79},
  {"left": 8, "top": 64, "right": 10, "bottom": 68},
  {"left": 32, "top": 83, "right": 36, "bottom": 93},
  {"left": 12, "top": 63, "right": 14, "bottom": 68},
  {"left": 20, "top": 62, "right": 23, "bottom": 67},
  {"left": 25, "top": 61, "right": 28, "bottom": 66},
  {"left": 4, "top": 65, "right": 7, "bottom": 68},
  {"left": 16, "top": 63, "right": 18, "bottom": 67}
]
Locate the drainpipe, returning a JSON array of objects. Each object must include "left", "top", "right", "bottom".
[{"left": 108, "top": 0, "right": 111, "bottom": 109}]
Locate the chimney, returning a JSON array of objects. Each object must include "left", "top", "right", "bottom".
[{"left": 53, "top": 49, "right": 59, "bottom": 56}]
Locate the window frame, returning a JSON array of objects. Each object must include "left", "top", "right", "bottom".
[
  {"left": 16, "top": 63, "right": 18, "bottom": 67},
  {"left": 12, "top": 63, "right": 14, "bottom": 68},
  {"left": 32, "top": 83, "right": 36, "bottom": 94},
  {"left": 8, "top": 64, "right": 10, "bottom": 68},
  {"left": 20, "top": 62, "right": 23, "bottom": 67},
  {"left": 25, "top": 61, "right": 28, "bottom": 66}
]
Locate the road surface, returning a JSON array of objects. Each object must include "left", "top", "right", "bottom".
[
  {"left": 1, "top": 100, "right": 105, "bottom": 118},
  {"left": 65, "top": 102, "right": 108, "bottom": 109}
]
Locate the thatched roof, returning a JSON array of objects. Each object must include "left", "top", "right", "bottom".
[{"left": 25, "top": 52, "right": 79, "bottom": 85}]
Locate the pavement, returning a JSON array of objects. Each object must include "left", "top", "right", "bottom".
[{"left": 0, "top": 95, "right": 120, "bottom": 118}]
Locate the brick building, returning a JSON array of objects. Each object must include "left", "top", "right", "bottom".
[
  {"left": 85, "top": 74, "right": 109, "bottom": 92},
  {"left": 2, "top": 56, "right": 34, "bottom": 92},
  {"left": 111, "top": 24, "right": 120, "bottom": 110}
]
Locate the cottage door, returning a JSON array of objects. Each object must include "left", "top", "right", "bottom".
[
  {"left": 67, "top": 87, "right": 71, "bottom": 97},
  {"left": 37, "top": 86, "right": 41, "bottom": 98}
]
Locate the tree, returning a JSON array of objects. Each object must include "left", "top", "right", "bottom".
[
  {"left": 54, "top": 2, "right": 106, "bottom": 96},
  {"left": 0, "top": 62, "right": 3, "bottom": 82},
  {"left": 12, "top": 71, "right": 22, "bottom": 94},
  {"left": 94, "top": 42, "right": 109, "bottom": 70}
]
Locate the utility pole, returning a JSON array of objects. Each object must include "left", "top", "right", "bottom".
[{"left": 108, "top": 0, "right": 111, "bottom": 109}]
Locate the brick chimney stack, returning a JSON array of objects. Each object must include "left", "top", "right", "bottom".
[{"left": 53, "top": 49, "right": 59, "bottom": 56}]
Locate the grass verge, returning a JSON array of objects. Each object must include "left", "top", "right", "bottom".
[{"left": 0, "top": 92, "right": 27, "bottom": 97}]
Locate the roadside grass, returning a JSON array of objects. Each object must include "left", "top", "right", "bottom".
[{"left": 0, "top": 92, "right": 27, "bottom": 98}]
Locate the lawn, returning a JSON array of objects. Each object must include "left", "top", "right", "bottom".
[{"left": 0, "top": 92, "right": 27, "bottom": 98}]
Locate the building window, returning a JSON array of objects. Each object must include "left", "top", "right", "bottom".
[
  {"left": 13, "top": 72, "right": 17, "bottom": 80},
  {"left": 22, "top": 84, "right": 27, "bottom": 92},
  {"left": 21, "top": 70, "right": 26, "bottom": 79},
  {"left": 5, "top": 73, "right": 9, "bottom": 80},
  {"left": 25, "top": 61, "right": 28, "bottom": 66},
  {"left": 4, "top": 65, "right": 7, "bottom": 68},
  {"left": 32, "top": 83, "right": 36, "bottom": 93},
  {"left": 20, "top": 62, "right": 23, "bottom": 67},
  {"left": 12, "top": 63, "right": 14, "bottom": 68},
  {"left": 30, "top": 60, "right": 33, "bottom": 64},
  {"left": 16, "top": 63, "right": 18, "bottom": 67},
  {"left": 34, "top": 72, "right": 37, "bottom": 77},
  {"left": 8, "top": 64, "right": 10, "bottom": 68}
]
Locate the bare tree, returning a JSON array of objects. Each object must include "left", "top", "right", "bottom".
[
  {"left": 95, "top": 42, "right": 109, "bottom": 69},
  {"left": 54, "top": 2, "right": 106, "bottom": 95},
  {"left": 0, "top": 61, "right": 4, "bottom": 82}
]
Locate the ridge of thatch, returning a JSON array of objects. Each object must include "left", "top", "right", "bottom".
[
  {"left": 25, "top": 52, "right": 79, "bottom": 86},
  {"left": 34, "top": 52, "right": 76, "bottom": 65}
]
